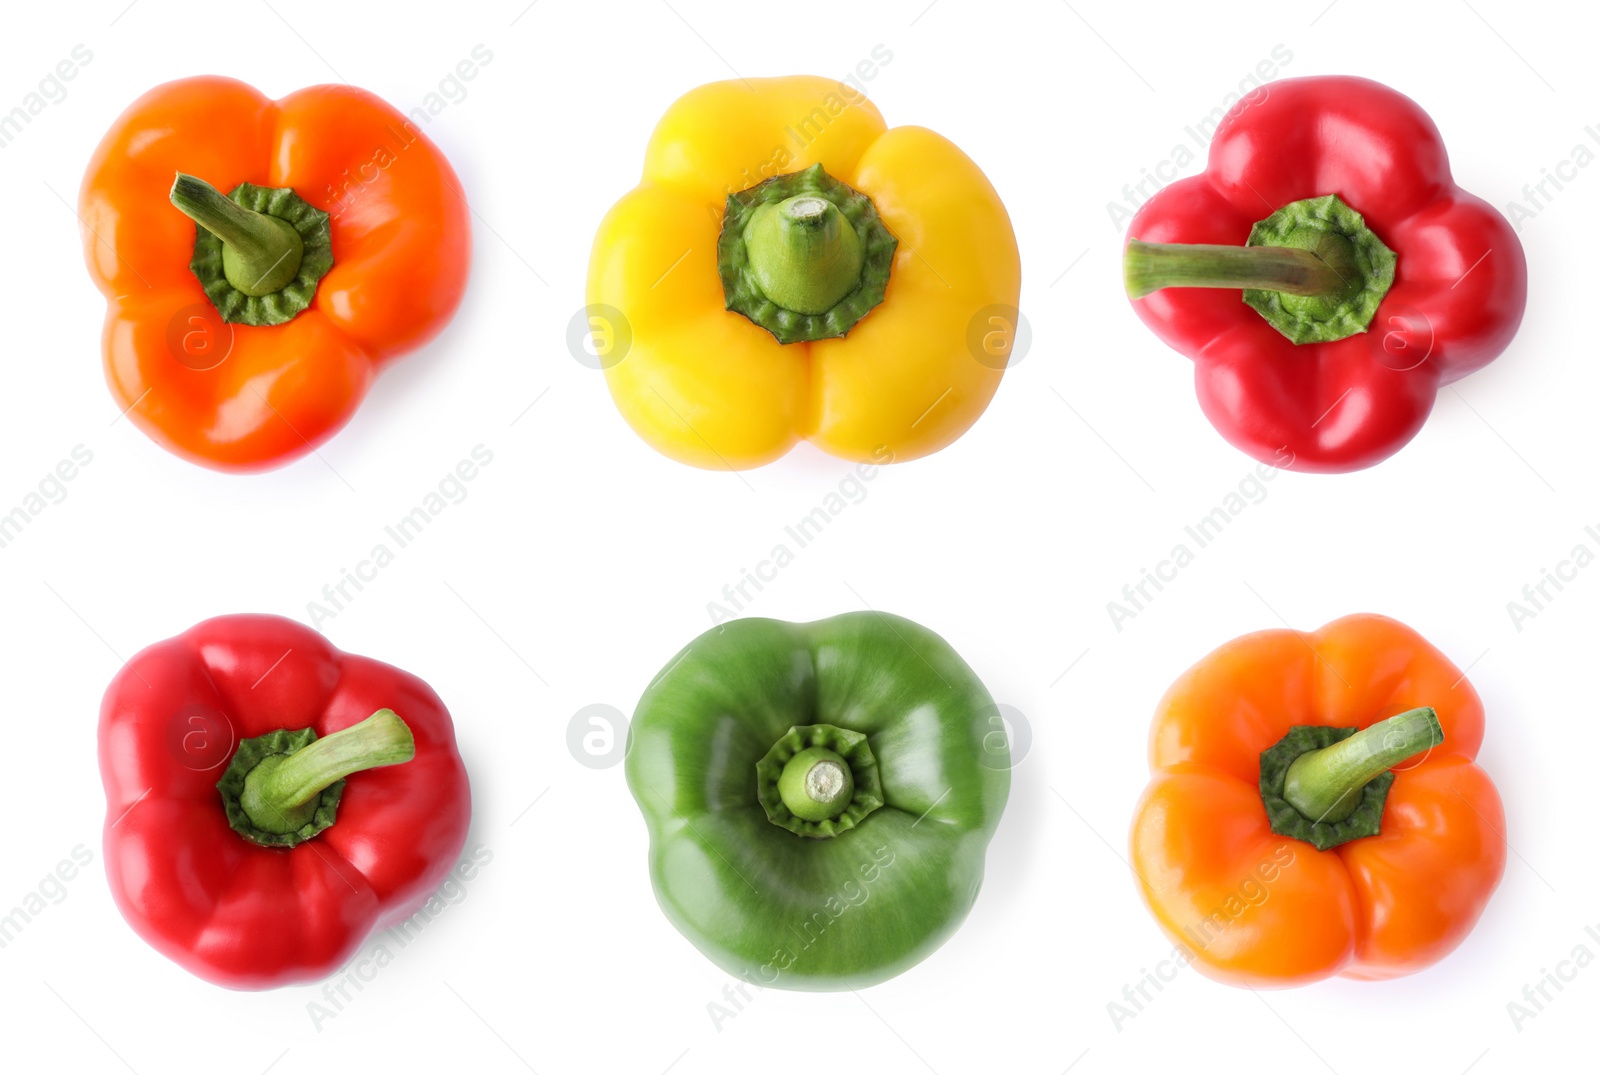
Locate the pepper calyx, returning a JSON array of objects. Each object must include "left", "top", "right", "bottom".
[
  {"left": 171, "top": 174, "right": 334, "bottom": 328},
  {"left": 718, "top": 162, "right": 897, "bottom": 344},
  {"left": 1260, "top": 707, "right": 1442, "bottom": 851},
  {"left": 756, "top": 723, "right": 883, "bottom": 838},
  {"left": 217, "top": 709, "right": 415, "bottom": 849},
  {"left": 1242, "top": 194, "right": 1396, "bottom": 344}
]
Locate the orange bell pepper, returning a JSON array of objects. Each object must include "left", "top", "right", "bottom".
[
  {"left": 1129, "top": 613, "right": 1505, "bottom": 987},
  {"left": 79, "top": 77, "right": 471, "bottom": 471}
]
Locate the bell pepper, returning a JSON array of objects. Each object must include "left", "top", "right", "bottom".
[
  {"left": 587, "top": 76, "right": 1021, "bottom": 469},
  {"left": 98, "top": 615, "right": 471, "bottom": 988},
  {"left": 1129, "top": 613, "right": 1505, "bottom": 987},
  {"left": 79, "top": 76, "right": 471, "bottom": 472},
  {"left": 625, "top": 613, "right": 1010, "bottom": 989},
  {"left": 1123, "top": 76, "right": 1526, "bottom": 472}
]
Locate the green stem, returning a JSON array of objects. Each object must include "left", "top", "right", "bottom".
[
  {"left": 776, "top": 746, "right": 855, "bottom": 821},
  {"left": 1123, "top": 239, "right": 1348, "bottom": 300},
  {"left": 1282, "top": 707, "right": 1442, "bottom": 825},
  {"left": 170, "top": 173, "right": 304, "bottom": 296},
  {"left": 1125, "top": 195, "right": 1398, "bottom": 345},
  {"left": 743, "top": 193, "right": 864, "bottom": 315},
  {"left": 240, "top": 709, "right": 414, "bottom": 836}
]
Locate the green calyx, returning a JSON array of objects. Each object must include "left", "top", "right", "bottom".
[
  {"left": 1243, "top": 195, "right": 1396, "bottom": 344},
  {"left": 217, "top": 709, "right": 415, "bottom": 849},
  {"left": 1123, "top": 194, "right": 1396, "bottom": 345},
  {"left": 718, "top": 162, "right": 897, "bottom": 344},
  {"left": 756, "top": 723, "right": 884, "bottom": 838},
  {"left": 170, "top": 173, "right": 334, "bottom": 327},
  {"left": 1260, "top": 707, "right": 1443, "bottom": 851}
]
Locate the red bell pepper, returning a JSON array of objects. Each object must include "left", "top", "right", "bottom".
[
  {"left": 98, "top": 615, "right": 471, "bottom": 989},
  {"left": 1123, "top": 76, "right": 1526, "bottom": 473}
]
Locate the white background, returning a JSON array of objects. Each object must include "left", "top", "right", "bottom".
[{"left": 0, "top": 0, "right": 1594, "bottom": 1072}]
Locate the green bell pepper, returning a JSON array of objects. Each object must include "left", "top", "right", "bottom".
[{"left": 625, "top": 612, "right": 1010, "bottom": 990}]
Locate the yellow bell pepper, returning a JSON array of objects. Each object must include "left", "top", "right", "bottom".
[{"left": 586, "top": 76, "right": 1021, "bottom": 470}]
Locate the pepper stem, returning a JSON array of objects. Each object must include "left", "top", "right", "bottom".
[
  {"left": 1123, "top": 239, "right": 1349, "bottom": 300},
  {"left": 170, "top": 173, "right": 304, "bottom": 296},
  {"left": 743, "top": 193, "right": 864, "bottom": 315},
  {"left": 777, "top": 746, "right": 855, "bottom": 821},
  {"left": 1282, "top": 707, "right": 1442, "bottom": 825},
  {"left": 1125, "top": 194, "right": 1397, "bottom": 345},
  {"left": 239, "top": 709, "right": 414, "bottom": 836}
]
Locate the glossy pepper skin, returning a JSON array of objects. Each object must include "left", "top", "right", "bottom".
[
  {"left": 99, "top": 615, "right": 471, "bottom": 988},
  {"left": 1127, "top": 76, "right": 1526, "bottom": 472},
  {"left": 80, "top": 77, "right": 471, "bottom": 471},
  {"left": 625, "top": 613, "right": 1010, "bottom": 989},
  {"left": 1129, "top": 613, "right": 1505, "bottom": 987},
  {"left": 588, "top": 76, "right": 1021, "bottom": 469}
]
